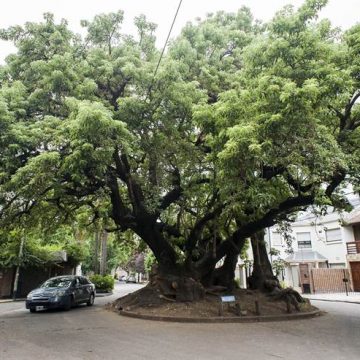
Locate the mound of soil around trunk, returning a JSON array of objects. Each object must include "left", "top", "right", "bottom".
[{"left": 110, "top": 285, "right": 316, "bottom": 318}]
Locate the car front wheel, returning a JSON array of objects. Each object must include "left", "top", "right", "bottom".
[
  {"left": 87, "top": 293, "right": 95, "bottom": 306},
  {"left": 64, "top": 295, "right": 74, "bottom": 311},
  {"left": 29, "top": 307, "right": 36, "bottom": 313}
]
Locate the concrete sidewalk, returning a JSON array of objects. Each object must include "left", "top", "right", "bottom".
[{"left": 303, "top": 293, "right": 360, "bottom": 304}]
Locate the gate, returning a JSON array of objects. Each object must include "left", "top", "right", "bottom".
[
  {"left": 311, "top": 268, "right": 353, "bottom": 294},
  {"left": 350, "top": 262, "right": 360, "bottom": 291},
  {"left": 299, "top": 264, "right": 311, "bottom": 293}
]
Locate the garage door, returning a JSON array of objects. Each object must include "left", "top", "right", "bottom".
[{"left": 350, "top": 262, "right": 360, "bottom": 292}]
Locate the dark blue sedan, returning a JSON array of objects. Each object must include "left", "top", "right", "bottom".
[{"left": 26, "top": 275, "right": 96, "bottom": 313}]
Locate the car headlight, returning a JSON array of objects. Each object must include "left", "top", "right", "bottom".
[
  {"left": 55, "top": 290, "right": 66, "bottom": 296},
  {"left": 27, "top": 294, "right": 33, "bottom": 300}
]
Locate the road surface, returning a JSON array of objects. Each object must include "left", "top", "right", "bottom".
[{"left": 0, "top": 284, "right": 359, "bottom": 360}]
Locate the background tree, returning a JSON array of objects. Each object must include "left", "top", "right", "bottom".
[{"left": 0, "top": 225, "right": 87, "bottom": 269}]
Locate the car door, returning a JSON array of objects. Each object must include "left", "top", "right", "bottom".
[
  {"left": 72, "top": 277, "right": 83, "bottom": 303},
  {"left": 79, "top": 277, "right": 90, "bottom": 301}
]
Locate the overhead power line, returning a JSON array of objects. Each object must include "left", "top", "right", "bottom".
[{"left": 149, "top": 0, "right": 183, "bottom": 92}]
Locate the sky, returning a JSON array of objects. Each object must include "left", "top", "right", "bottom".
[{"left": 0, "top": 0, "right": 359, "bottom": 63}]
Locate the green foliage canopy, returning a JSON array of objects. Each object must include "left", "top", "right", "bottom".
[{"left": 0, "top": 1, "right": 359, "bottom": 281}]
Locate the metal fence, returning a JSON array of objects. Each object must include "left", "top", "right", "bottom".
[{"left": 311, "top": 268, "right": 360, "bottom": 295}]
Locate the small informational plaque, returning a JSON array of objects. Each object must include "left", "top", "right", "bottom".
[{"left": 220, "top": 295, "right": 236, "bottom": 303}]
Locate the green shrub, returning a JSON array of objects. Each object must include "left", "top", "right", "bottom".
[
  {"left": 145, "top": 252, "right": 156, "bottom": 273},
  {"left": 89, "top": 274, "right": 115, "bottom": 292}
]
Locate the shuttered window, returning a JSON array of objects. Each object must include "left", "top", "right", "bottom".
[
  {"left": 325, "top": 228, "right": 342, "bottom": 243},
  {"left": 297, "top": 232, "right": 312, "bottom": 249},
  {"left": 271, "top": 232, "right": 282, "bottom": 246}
]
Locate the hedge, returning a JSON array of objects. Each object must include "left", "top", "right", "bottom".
[{"left": 89, "top": 274, "right": 115, "bottom": 292}]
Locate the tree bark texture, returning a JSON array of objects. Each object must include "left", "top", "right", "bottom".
[
  {"left": 93, "top": 230, "right": 100, "bottom": 274},
  {"left": 99, "top": 231, "right": 108, "bottom": 276},
  {"left": 248, "top": 231, "right": 279, "bottom": 291}
]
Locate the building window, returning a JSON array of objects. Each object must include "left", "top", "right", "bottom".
[
  {"left": 271, "top": 232, "right": 282, "bottom": 246},
  {"left": 325, "top": 228, "right": 342, "bottom": 244},
  {"left": 297, "top": 232, "right": 312, "bottom": 249}
]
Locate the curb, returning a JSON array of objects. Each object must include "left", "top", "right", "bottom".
[
  {"left": 119, "top": 309, "right": 322, "bottom": 323},
  {"left": 0, "top": 299, "right": 26, "bottom": 304},
  {"left": 95, "top": 292, "right": 113, "bottom": 298},
  {"left": 307, "top": 298, "right": 360, "bottom": 305}
]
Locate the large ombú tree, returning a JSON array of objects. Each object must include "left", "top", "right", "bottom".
[{"left": 0, "top": 1, "right": 359, "bottom": 301}]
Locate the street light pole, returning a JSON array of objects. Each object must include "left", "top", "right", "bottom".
[{"left": 12, "top": 236, "right": 25, "bottom": 300}]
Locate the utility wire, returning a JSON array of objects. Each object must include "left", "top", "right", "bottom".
[{"left": 148, "top": 0, "right": 183, "bottom": 95}]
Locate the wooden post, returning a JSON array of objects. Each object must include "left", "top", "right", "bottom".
[
  {"left": 235, "top": 302, "right": 241, "bottom": 316},
  {"left": 255, "top": 300, "right": 260, "bottom": 315},
  {"left": 219, "top": 302, "right": 224, "bottom": 316},
  {"left": 286, "top": 299, "right": 292, "bottom": 313}
]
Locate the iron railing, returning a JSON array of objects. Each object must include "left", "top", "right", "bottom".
[{"left": 346, "top": 241, "right": 360, "bottom": 255}]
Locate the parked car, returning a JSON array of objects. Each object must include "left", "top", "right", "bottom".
[
  {"left": 25, "top": 275, "right": 96, "bottom": 313},
  {"left": 118, "top": 275, "right": 126, "bottom": 282},
  {"left": 125, "top": 274, "right": 137, "bottom": 283}
]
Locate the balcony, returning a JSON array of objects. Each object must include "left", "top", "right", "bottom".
[{"left": 346, "top": 241, "right": 360, "bottom": 255}]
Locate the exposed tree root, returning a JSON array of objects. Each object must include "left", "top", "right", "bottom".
[
  {"left": 149, "top": 266, "right": 205, "bottom": 302},
  {"left": 264, "top": 280, "right": 306, "bottom": 312}
]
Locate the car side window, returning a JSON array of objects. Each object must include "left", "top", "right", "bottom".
[{"left": 79, "top": 277, "right": 87, "bottom": 285}]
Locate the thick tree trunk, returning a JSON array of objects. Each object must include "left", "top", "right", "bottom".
[
  {"left": 196, "top": 236, "right": 247, "bottom": 290},
  {"left": 212, "top": 252, "right": 239, "bottom": 290},
  {"left": 99, "top": 231, "right": 108, "bottom": 275},
  {"left": 93, "top": 230, "right": 100, "bottom": 274},
  {"left": 248, "top": 231, "right": 279, "bottom": 291},
  {"left": 133, "top": 220, "right": 205, "bottom": 302},
  {"left": 248, "top": 231, "right": 306, "bottom": 311},
  {"left": 134, "top": 220, "right": 178, "bottom": 272},
  {"left": 149, "top": 265, "right": 205, "bottom": 302}
]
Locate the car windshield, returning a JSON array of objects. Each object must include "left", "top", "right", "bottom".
[{"left": 41, "top": 278, "right": 73, "bottom": 288}]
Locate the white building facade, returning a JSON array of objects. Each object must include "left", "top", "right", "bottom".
[{"left": 266, "top": 201, "right": 360, "bottom": 293}]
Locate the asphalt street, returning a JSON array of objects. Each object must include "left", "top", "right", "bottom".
[{"left": 0, "top": 284, "right": 359, "bottom": 360}]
